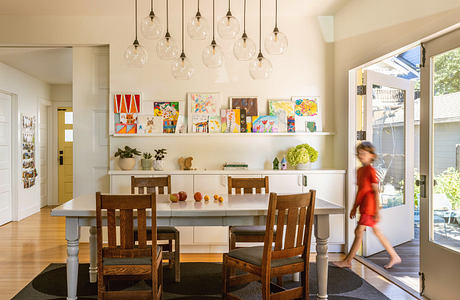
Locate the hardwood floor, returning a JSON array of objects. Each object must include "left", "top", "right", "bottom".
[{"left": 0, "top": 207, "right": 418, "bottom": 299}]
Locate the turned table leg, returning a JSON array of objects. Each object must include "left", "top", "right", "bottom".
[
  {"left": 315, "top": 214, "right": 330, "bottom": 300},
  {"left": 66, "top": 217, "right": 80, "bottom": 300},
  {"left": 89, "top": 226, "right": 97, "bottom": 283}
]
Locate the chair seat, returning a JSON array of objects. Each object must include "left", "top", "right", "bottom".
[
  {"left": 157, "top": 226, "right": 179, "bottom": 234},
  {"left": 228, "top": 246, "right": 304, "bottom": 268},
  {"left": 103, "top": 246, "right": 161, "bottom": 266}
]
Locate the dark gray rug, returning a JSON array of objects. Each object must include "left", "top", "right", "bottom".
[{"left": 12, "top": 262, "right": 389, "bottom": 299}]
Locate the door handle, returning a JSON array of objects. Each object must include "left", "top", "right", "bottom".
[
  {"left": 303, "top": 175, "right": 308, "bottom": 187},
  {"left": 59, "top": 156, "right": 63, "bottom": 165},
  {"left": 417, "top": 175, "right": 426, "bottom": 198}
]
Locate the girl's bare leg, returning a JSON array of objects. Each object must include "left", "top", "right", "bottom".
[
  {"left": 372, "top": 226, "right": 401, "bottom": 269},
  {"left": 334, "top": 225, "right": 366, "bottom": 268}
]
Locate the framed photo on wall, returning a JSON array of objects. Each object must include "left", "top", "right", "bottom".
[
  {"left": 187, "top": 92, "right": 222, "bottom": 133},
  {"left": 229, "top": 96, "right": 259, "bottom": 116}
]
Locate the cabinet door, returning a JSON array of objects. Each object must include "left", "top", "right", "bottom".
[
  {"left": 170, "top": 175, "right": 193, "bottom": 195},
  {"left": 269, "top": 174, "right": 303, "bottom": 193},
  {"left": 110, "top": 175, "right": 131, "bottom": 194},
  {"left": 194, "top": 174, "right": 227, "bottom": 195},
  {"left": 194, "top": 226, "right": 228, "bottom": 244}
]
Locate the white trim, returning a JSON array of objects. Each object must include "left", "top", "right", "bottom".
[{"left": 17, "top": 203, "right": 40, "bottom": 220}]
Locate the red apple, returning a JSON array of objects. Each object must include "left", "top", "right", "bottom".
[
  {"left": 178, "top": 191, "right": 187, "bottom": 201},
  {"left": 194, "top": 192, "right": 203, "bottom": 201},
  {"left": 169, "top": 193, "right": 179, "bottom": 202}
]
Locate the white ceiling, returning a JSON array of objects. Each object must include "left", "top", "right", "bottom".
[{"left": 0, "top": 48, "right": 72, "bottom": 84}]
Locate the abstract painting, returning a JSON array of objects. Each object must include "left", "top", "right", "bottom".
[
  {"left": 230, "top": 97, "right": 258, "bottom": 116},
  {"left": 292, "top": 96, "right": 322, "bottom": 132},
  {"left": 192, "top": 115, "right": 209, "bottom": 133},
  {"left": 188, "top": 93, "right": 221, "bottom": 115},
  {"left": 154, "top": 101, "right": 180, "bottom": 120}
]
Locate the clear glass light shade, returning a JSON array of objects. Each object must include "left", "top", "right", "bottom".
[
  {"left": 156, "top": 36, "right": 179, "bottom": 60},
  {"left": 124, "top": 43, "right": 148, "bottom": 67},
  {"left": 141, "top": 14, "right": 163, "bottom": 40},
  {"left": 187, "top": 15, "right": 209, "bottom": 40},
  {"left": 202, "top": 43, "right": 224, "bottom": 68},
  {"left": 217, "top": 15, "right": 240, "bottom": 39},
  {"left": 265, "top": 30, "right": 288, "bottom": 55},
  {"left": 249, "top": 55, "right": 272, "bottom": 79},
  {"left": 233, "top": 35, "right": 256, "bottom": 61},
  {"left": 171, "top": 55, "right": 194, "bottom": 80}
]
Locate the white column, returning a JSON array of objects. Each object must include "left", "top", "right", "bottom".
[
  {"left": 315, "top": 214, "right": 330, "bottom": 300},
  {"left": 66, "top": 217, "right": 80, "bottom": 300},
  {"left": 89, "top": 226, "right": 97, "bottom": 283}
]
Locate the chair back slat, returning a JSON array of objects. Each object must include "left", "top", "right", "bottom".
[
  {"left": 137, "top": 208, "right": 147, "bottom": 248},
  {"left": 131, "top": 176, "right": 171, "bottom": 195},
  {"left": 120, "top": 209, "right": 134, "bottom": 249},
  {"left": 296, "top": 207, "right": 307, "bottom": 247},
  {"left": 274, "top": 209, "right": 285, "bottom": 250},
  {"left": 228, "top": 176, "right": 269, "bottom": 195},
  {"left": 107, "top": 209, "right": 117, "bottom": 248},
  {"left": 284, "top": 207, "right": 299, "bottom": 249}
]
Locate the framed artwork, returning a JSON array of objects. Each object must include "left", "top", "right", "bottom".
[
  {"left": 112, "top": 93, "right": 141, "bottom": 134},
  {"left": 221, "top": 109, "right": 241, "bottom": 133},
  {"left": 208, "top": 116, "right": 221, "bottom": 133},
  {"left": 268, "top": 100, "right": 295, "bottom": 132},
  {"left": 252, "top": 115, "right": 279, "bottom": 133},
  {"left": 192, "top": 115, "right": 209, "bottom": 133},
  {"left": 291, "top": 96, "right": 322, "bottom": 132},
  {"left": 22, "top": 115, "right": 38, "bottom": 189},
  {"left": 137, "top": 115, "right": 163, "bottom": 134},
  {"left": 229, "top": 97, "right": 258, "bottom": 116},
  {"left": 154, "top": 101, "right": 180, "bottom": 120},
  {"left": 187, "top": 92, "right": 221, "bottom": 132},
  {"left": 163, "top": 119, "right": 177, "bottom": 133}
]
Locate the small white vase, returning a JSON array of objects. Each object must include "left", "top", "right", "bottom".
[
  {"left": 296, "top": 163, "right": 311, "bottom": 170},
  {"left": 153, "top": 160, "right": 164, "bottom": 171},
  {"left": 118, "top": 158, "right": 136, "bottom": 170}
]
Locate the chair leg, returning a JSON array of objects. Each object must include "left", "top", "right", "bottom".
[
  {"left": 159, "top": 257, "right": 163, "bottom": 300},
  {"left": 168, "top": 239, "right": 173, "bottom": 269},
  {"left": 261, "top": 273, "right": 270, "bottom": 300},
  {"left": 229, "top": 230, "right": 236, "bottom": 251},
  {"left": 174, "top": 231, "right": 180, "bottom": 282},
  {"left": 222, "top": 254, "right": 228, "bottom": 299}
]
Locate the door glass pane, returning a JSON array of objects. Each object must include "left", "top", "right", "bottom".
[
  {"left": 432, "top": 47, "right": 460, "bottom": 251},
  {"left": 372, "top": 84, "right": 405, "bottom": 208},
  {"left": 64, "top": 129, "right": 73, "bottom": 142},
  {"left": 64, "top": 112, "right": 73, "bottom": 124}
]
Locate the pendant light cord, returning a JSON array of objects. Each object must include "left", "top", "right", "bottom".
[
  {"left": 181, "top": 0, "right": 184, "bottom": 52},
  {"left": 228, "top": 0, "right": 231, "bottom": 11},
  {"left": 197, "top": 0, "right": 200, "bottom": 13},
  {"left": 166, "top": 0, "right": 169, "bottom": 33},
  {"left": 258, "top": 0, "right": 262, "bottom": 52},
  {"left": 150, "top": 0, "right": 153, "bottom": 12},
  {"left": 135, "top": 0, "right": 138, "bottom": 41},
  {"left": 212, "top": 0, "right": 215, "bottom": 41},
  {"left": 243, "top": 0, "right": 246, "bottom": 34},
  {"left": 275, "top": 0, "right": 278, "bottom": 28}
]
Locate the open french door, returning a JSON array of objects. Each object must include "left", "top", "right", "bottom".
[
  {"left": 361, "top": 70, "right": 415, "bottom": 256},
  {"left": 419, "top": 29, "right": 460, "bottom": 299}
]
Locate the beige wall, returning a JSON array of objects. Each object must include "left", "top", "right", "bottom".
[{"left": 50, "top": 84, "right": 72, "bottom": 102}]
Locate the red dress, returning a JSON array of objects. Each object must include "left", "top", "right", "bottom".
[{"left": 356, "top": 165, "right": 379, "bottom": 227}]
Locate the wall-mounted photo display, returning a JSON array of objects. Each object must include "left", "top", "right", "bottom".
[
  {"left": 22, "top": 115, "right": 38, "bottom": 189},
  {"left": 229, "top": 96, "right": 258, "bottom": 116},
  {"left": 187, "top": 92, "right": 222, "bottom": 133},
  {"left": 291, "top": 96, "right": 322, "bottom": 132}
]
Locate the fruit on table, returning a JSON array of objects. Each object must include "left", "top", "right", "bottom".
[
  {"left": 170, "top": 193, "right": 179, "bottom": 202},
  {"left": 213, "top": 194, "right": 219, "bottom": 200},
  {"left": 178, "top": 191, "right": 187, "bottom": 201},
  {"left": 218, "top": 196, "right": 224, "bottom": 202},
  {"left": 204, "top": 195, "right": 210, "bottom": 201},
  {"left": 194, "top": 192, "right": 203, "bottom": 201}
]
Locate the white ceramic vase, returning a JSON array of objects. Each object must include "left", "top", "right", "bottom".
[
  {"left": 153, "top": 160, "right": 164, "bottom": 171},
  {"left": 296, "top": 163, "right": 311, "bottom": 170},
  {"left": 118, "top": 158, "right": 136, "bottom": 170}
]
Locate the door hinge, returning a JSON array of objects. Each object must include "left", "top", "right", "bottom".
[
  {"left": 421, "top": 44, "right": 426, "bottom": 68},
  {"left": 418, "top": 272, "right": 425, "bottom": 296},
  {"left": 357, "top": 130, "right": 366, "bottom": 141},
  {"left": 357, "top": 85, "right": 366, "bottom": 96}
]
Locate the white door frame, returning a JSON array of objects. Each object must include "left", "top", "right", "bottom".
[
  {"left": 419, "top": 28, "right": 460, "bottom": 300},
  {"left": 39, "top": 97, "right": 52, "bottom": 207}
]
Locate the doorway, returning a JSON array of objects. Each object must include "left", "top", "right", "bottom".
[{"left": 57, "top": 107, "right": 73, "bottom": 204}]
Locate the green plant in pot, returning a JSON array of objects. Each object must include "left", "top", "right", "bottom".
[
  {"left": 141, "top": 152, "right": 153, "bottom": 170},
  {"left": 287, "top": 144, "right": 318, "bottom": 170},
  {"left": 153, "top": 148, "right": 167, "bottom": 171},
  {"left": 114, "top": 146, "right": 141, "bottom": 170}
]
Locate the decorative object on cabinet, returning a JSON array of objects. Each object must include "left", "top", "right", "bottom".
[
  {"left": 141, "top": 152, "right": 153, "bottom": 170},
  {"left": 287, "top": 143, "right": 318, "bottom": 170},
  {"left": 224, "top": 162, "right": 248, "bottom": 170},
  {"left": 178, "top": 156, "right": 194, "bottom": 170},
  {"left": 187, "top": 92, "right": 221, "bottom": 131},
  {"left": 138, "top": 115, "right": 162, "bottom": 134},
  {"left": 22, "top": 115, "right": 38, "bottom": 189},
  {"left": 229, "top": 96, "right": 258, "bottom": 116},
  {"left": 153, "top": 148, "right": 167, "bottom": 171},
  {"left": 272, "top": 157, "right": 279, "bottom": 170},
  {"left": 114, "top": 146, "right": 141, "bottom": 170},
  {"left": 252, "top": 115, "right": 278, "bottom": 133},
  {"left": 280, "top": 156, "right": 287, "bottom": 170},
  {"left": 292, "top": 96, "right": 322, "bottom": 132}
]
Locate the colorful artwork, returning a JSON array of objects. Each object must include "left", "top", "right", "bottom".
[
  {"left": 292, "top": 97, "right": 319, "bottom": 116},
  {"left": 120, "top": 113, "right": 138, "bottom": 125},
  {"left": 22, "top": 115, "right": 38, "bottom": 189},
  {"left": 192, "top": 115, "right": 209, "bottom": 133},
  {"left": 208, "top": 116, "right": 221, "bottom": 133},
  {"left": 226, "top": 109, "right": 241, "bottom": 133},
  {"left": 252, "top": 116, "right": 279, "bottom": 133},
  {"left": 154, "top": 101, "right": 179, "bottom": 120},
  {"left": 137, "top": 115, "right": 163, "bottom": 134},
  {"left": 115, "top": 123, "right": 137, "bottom": 134},
  {"left": 268, "top": 100, "right": 295, "bottom": 116},
  {"left": 114, "top": 94, "right": 141, "bottom": 113},
  {"left": 221, "top": 109, "right": 228, "bottom": 133},
  {"left": 188, "top": 93, "right": 221, "bottom": 115},
  {"left": 246, "top": 116, "right": 253, "bottom": 133},
  {"left": 307, "top": 121, "right": 317, "bottom": 132},
  {"left": 287, "top": 116, "right": 295, "bottom": 132},
  {"left": 240, "top": 109, "right": 247, "bottom": 133},
  {"left": 230, "top": 97, "right": 258, "bottom": 116},
  {"left": 163, "top": 119, "right": 177, "bottom": 133},
  {"left": 175, "top": 115, "right": 186, "bottom": 134}
]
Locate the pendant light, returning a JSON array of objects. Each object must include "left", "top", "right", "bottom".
[
  {"left": 249, "top": 0, "right": 272, "bottom": 79},
  {"left": 141, "top": 0, "right": 163, "bottom": 40},
  {"left": 217, "top": 0, "right": 240, "bottom": 39},
  {"left": 125, "top": 0, "right": 148, "bottom": 67},
  {"left": 172, "top": 0, "right": 194, "bottom": 79},
  {"left": 156, "top": 0, "right": 179, "bottom": 60},
  {"left": 187, "top": 0, "right": 209, "bottom": 40},
  {"left": 202, "top": 0, "right": 224, "bottom": 68},
  {"left": 265, "top": 0, "right": 288, "bottom": 55},
  {"left": 233, "top": 0, "right": 256, "bottom": 61}
]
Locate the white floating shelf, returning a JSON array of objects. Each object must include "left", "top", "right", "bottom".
[{"left": 111, "top": 132, "right": 335, "bottom": 137}]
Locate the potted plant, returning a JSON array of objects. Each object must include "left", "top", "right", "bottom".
[
  {"left": 114, "top": 146, "right": 141, "bottom": 170},
  {"left": 287, "top": 143, "right": 318, "bottom": 170},
  {"left": 141, "top": 152, "right": 153, "bottom": 170},
  {"left": 153, "top": 148, "right": 167, "bottom": 171}
]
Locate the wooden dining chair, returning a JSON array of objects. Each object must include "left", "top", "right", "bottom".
[
  {"left": 131, "top": 176, "right": 180, "bottom": 282},
  {"left": 222, "top": 191, "right": 316, "bottom": 300},
  {"left": 96, "top": 192, "right": 163, "bottom": 300},
  {"left": 228, "top": 176, "right": 270, "bottom": 250}
]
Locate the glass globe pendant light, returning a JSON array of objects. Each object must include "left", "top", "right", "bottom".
[
  {"left": 265, "top": 0, "right": 288, "bottom": 55},
  {"left": 156, "top": 0, "right": 179, "bottom": 60},
  {"left": 125, "top": 0, "right": 148, "bottom": 67},
  {"left": 249, "top": 0, "right": 272, "bottom": 80},
  {"left": 187, "top": 0, "right": 209, "bottom": 40},
  {"left": 233, "top": 0, "right": 256, "bottom": 61},
  {"left": 141, "top": 0, "right": 163, "bottom": 40},
  {"left": 217, "top": 0, "right": 240, "bottom": 39},
  {"left": 202, "top": 0, "right": 224, "bottom": 68},
  {"left": 172, "top": 0, "right": 194, "bottom": 79}
]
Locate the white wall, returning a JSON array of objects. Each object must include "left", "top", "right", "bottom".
[{"left": 0, "top": 62, "right": 50, "bottom": 219}]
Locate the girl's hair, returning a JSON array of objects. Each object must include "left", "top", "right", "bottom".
[{"left": 356, "top": 141, "right": 377, "bottom": 160}]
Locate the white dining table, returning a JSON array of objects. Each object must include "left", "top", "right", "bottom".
[{"left": 51, "top": 193, "right": 344, "bottom": 300}]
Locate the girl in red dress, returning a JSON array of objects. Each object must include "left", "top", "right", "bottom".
[{"left": 334, "top": 141, "right": 401, "bottom": 269}]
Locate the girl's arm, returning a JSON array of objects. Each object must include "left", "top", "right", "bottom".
[
  {"left": 372, "top": 183, "right": 380, "bottom": 221},
  {"left": 350, "top": 193, "right": 359, "bottom": 219}
]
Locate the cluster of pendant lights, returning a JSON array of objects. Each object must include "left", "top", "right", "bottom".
[{"left": 124, "top": 0, "right": 288, "bottom": 80}]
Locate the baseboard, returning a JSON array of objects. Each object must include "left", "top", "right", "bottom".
[{"left": 18, "top": 204, "right": 40, "bottom": 221}]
